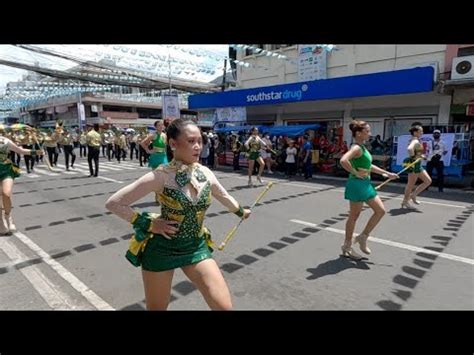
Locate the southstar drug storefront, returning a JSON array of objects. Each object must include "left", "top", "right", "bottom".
[{"left": 189, "top": 66, "right": 451, "bottom": 144}]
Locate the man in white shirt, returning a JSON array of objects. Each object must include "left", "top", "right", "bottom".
[{"left": 426, "top": 129, "right": 447, "bottom": 192}]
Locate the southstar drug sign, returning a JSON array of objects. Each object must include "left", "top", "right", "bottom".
[
  {"left": 246, "top": 85, "right": 307, "bottom": 103},
  {"left": 188, "top": 67, "right": 434, "bottom": 110}
]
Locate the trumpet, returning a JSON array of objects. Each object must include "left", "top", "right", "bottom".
[{"left": 55, "top": 120, "right": 64, "bottom": 135}]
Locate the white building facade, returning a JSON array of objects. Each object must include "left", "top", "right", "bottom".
[
  {"left": 229, "top": 44, "right": 450, "bottom": 145},
  {"left": 190, "top": 44, "right": 451, "bottom": 142}
]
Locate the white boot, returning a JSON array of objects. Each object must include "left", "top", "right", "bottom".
[
  {"left": 5, "top": 213, "right": 16, "bottom": 233},
  {"left": 0, "top": 198, "right": 8, "bottom": 235},
  {"left": 0, "top": 211, "right": 9, "bottom": 235}
]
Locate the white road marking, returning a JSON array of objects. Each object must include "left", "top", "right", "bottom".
[
  {"left": 289, "top": 219, "right": 474, "bottom": 266},
  {"left": 96, "top": 176, "right": 124, "bottom": 184},
  {"left": 119, "top": 162, "right": 148, "bottom": 169},
  {"left": 56, "top": 163, "right": 123, "bottom": 183},
  {"left": 328, "top": 188, "right": 467, "bottom": 209},
  {"left": 31, "top": 167, "right": 60, "bottom": 176},
  {"left": 102, "top": 162, "right": 135, "bottom": 170},
  {"left": 0, "top": 238, "right": 80, "bottom": 309},
  {"left": 68, "top": 163, "right": 115, "bottom": 173},
  {"left": 13, "top": 231, "right": 115, "bottom": 310}
]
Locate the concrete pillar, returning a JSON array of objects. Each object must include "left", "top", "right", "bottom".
[
  {"left": 347, "top": 45, "right": 356, "bottom": 75},
  {"left": 276, "top": 114, "right": 284, "bottom": 125},
  {"left": 277, "top": 63, "right": 286, "bottom": 84},
  {"left": 276, "top": 106, "right": 284, "bottom": 125},
  {"left": 437, "top": 95, "right": 452, "bottom": 125},
  {"left": 343, "top": 102, "right": 353, "bottom": 144}
]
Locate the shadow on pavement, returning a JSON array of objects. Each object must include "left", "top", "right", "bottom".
[
  {"left": 215, "top": 167, "right": 474, "bottom": 205},
  {"left": 388, "top": 207, "right": 424, "bottom": 216},
  {"left": 306, "top": 256, "right": 373, "bottom": 280}
]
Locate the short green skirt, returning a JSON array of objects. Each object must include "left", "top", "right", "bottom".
[
  {"left": 148, "top": 153, "right": 168, "bottom": 170},
  {"left": 0, "top": 161, "right": 21, "bottom": 181},
  {"left": 403, "top": 157, "right": 424, "bottom": 174},
  {"left": 247, "top": 151, "right": 260, "bottom": 161},
  {"left": 344, "top": 177, "right": 377, "bottom": 202},
  {"left": 140, "top": 233, "right": 213, "bottom": 272}
]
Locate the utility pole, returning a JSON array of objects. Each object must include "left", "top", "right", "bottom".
[
  {"left": 168, "top": 54, "right": 172, "bottom": 94},
  {"left": 222, "top": 58, "right": 227, "bottom": 92}
]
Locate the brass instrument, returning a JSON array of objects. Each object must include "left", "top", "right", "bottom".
[{"left": 55, "top": 119, "right": 64, "bottom": 135}]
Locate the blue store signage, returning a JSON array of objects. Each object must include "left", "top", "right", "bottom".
[{"left": 189, "top": 67, "right": 434, "bottom": 109}]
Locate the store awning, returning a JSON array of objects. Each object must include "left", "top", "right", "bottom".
[
  {"left": 215, "top": 125, "right": 264, "bottom": 133},
  {"left": 261, "top": 124, "right": 322, "bottom": 137},
  {"left": 189, "top": 67, "right": 435, "bottom": 109},
  {"left": 215, "top": 123, "right": 322, "bottom": 137}
]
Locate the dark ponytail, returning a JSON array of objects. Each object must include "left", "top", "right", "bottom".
[
  {"left": 349, "top": 120, "right": 368, "bottom": 137},
  {"left": 409, "top": 125, "right": 422, "bottom": 136}
]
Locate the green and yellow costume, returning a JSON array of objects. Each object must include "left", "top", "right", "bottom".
[
  {"left": 125, "top": 160, "right": 242, "bottom": 271},
  {"left": 245, "top": 136, "right": 266, "bottom": 161},
  {"left": 403, "top": 139, "right": 424, "bottom": 174},
  {"left": 0, "top": 137, "right": 21, "bottom": 181}
]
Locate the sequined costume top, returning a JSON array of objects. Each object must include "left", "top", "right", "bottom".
[
  {"left": 410, "top": 139, "right": 424, "bottom": 159},
  {"left": 106, "top": 159, "right": 241, "bottom": 271},
  {"left": 245, "top": 136, "right": 266, "bottom": 153},
  {"left": 0, "top": 137, "right": 12, "bottom": 163},
  {"left": 0, "top": 137, "right": 21, "bottom": 181}
]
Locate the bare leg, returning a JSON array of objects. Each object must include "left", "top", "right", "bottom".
[
  {"left": 248, "top": 160, "right": 254, "bottom": 178},
  {"left": 141, "top": 269, "right": 175, "bottom": 310},
  {"left": 247, "top": 160, "right": 255, "bottom": 186},
  {"left": 1, "top": 178, "right": 13, "bottom": 215},
  {"left": 361, "top": 196, "right": 386, "bottom": 236},
  {"left": 0, "top": 188, "right": 8, "bottom": 234},
  {"left": 345, "top": 201, "right": 363, "bottom": 245},
  {"left": 342, "top": 201, "right": 364, "bottom": 259},
  {"left": 182, "top": 258, "right": 232, "bottom": 310},
  {"left": 403, "top": 173, "right": 418, "bottom": 206},
  {"left": 412, "top": 170, "right": 432, "bottom": 198},
  {"left": 257, "top": 157, "right": 265, "bottom": 180}
]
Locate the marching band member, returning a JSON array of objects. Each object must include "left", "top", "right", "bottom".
[
  {"left": 401, "top": 125, "right": 432, "bottom": 208},
  {"left": 339, "top": 120, "right": 397, "bottom": 259},
  {"left": 106, "top": 119, "right": 250, "bottom": 310},
  {"left": 0, "top": 125, "right": 44, "bottom": 234},
  {"left": 244, "top": 127, "right": 269, "bottom": 187}
]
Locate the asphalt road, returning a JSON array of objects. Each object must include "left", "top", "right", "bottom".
[{"left": 1, "top": 154, "right": 473, "bottom": 310}]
